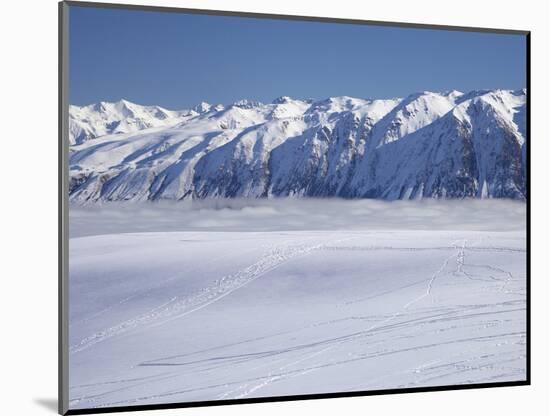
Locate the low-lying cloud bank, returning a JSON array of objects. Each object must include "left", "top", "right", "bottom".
[{"left": 69, "top": 198, "right": 526, "bottom": 238}]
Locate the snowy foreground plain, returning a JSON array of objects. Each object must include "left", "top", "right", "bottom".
[{"left": 69, "top": 199, "right": 527, "bottom": 410}]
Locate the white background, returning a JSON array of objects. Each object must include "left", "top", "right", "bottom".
[{"left": 1, "top": 0, "right": 548, "bottom": 414}]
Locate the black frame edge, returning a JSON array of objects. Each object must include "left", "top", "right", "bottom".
[
  {"left": 65, "top": 381, "right": 530, "bottom": 415},
  {"left": 59, "top": 1, "right": 531, "bottom": 415},
  {"left": 525, "top": 31, "right": 531, "bottom": 385}
]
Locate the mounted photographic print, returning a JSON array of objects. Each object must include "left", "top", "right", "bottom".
[{"left": 59, "top": 1, "right": 530, "bottom": 414}]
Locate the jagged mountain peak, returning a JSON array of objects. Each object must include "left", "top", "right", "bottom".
[
  {"left": 192, "top": 101, "right": 212, "bottom": 113},
  {"left": 307, "top": 96, "right": 369, "bottom": 113},
  {"left": 232, "top": 99, "right": 263, "bottom": 109},
  {"left": 272, "top": 96, "right": 294, "bottom": 104},
  {"left": 68, "top": 88, "right": 527, "bottom": 202}
]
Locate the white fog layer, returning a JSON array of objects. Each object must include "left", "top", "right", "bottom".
[{"left": 69, "top": 199, "right": 525, "bottom": 238}]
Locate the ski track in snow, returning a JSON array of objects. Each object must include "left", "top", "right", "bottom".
[
  {"left": 69, "top": 230, "right": 526, "bottom": 408},
  {"left": 70, "top": 236, "right": 355, "bottom": 354},
  {"left": 209, "top": 237, "right": 488, "bottom": 399}
]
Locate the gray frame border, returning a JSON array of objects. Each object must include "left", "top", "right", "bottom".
[
  {"left": 59, "top": 2, "right": 70, "bottom": 414},
  {"left": 59, "top": 2, "right": 531, "bottom": 415}
]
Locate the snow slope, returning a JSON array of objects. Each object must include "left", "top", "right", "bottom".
[
  {"left": 68, "top": 200, "right": 526, "bottom": 410},
  {"left": 69, "top": 99, "right": 197, "bottom": 145},
  {"left": 68, "top": 89, "right": 527, "bottom": 201}
]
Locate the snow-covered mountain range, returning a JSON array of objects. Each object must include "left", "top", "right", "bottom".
[{"left": 68, "top": 89, "right": 527, "bottom": 202}]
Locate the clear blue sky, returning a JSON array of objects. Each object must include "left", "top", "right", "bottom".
[{"left": 69, "top": 5, "right": 527, "bottom": 109}]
